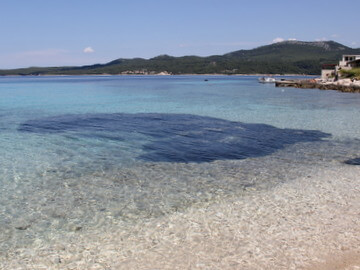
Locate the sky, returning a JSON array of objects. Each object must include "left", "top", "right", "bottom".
[{"left": 0, "top": 0, "right": 359, "bottom": 69}]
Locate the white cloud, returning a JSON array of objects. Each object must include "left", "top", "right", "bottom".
[
  {"left": 288, "top": 38, "right": 297, "bottom": 41},
  {"left": 83, "top": 47, "right": 95, "bottom": 53},
  {"left": 315, "top": 37, "right": 327, "bottom": 42},
  {"left": 272, "top": 37, "right": 285, "bottom": 43}
]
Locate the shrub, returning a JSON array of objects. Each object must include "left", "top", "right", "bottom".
[{"left": 340, "top": 68, "right": 360, "bottom": 80}]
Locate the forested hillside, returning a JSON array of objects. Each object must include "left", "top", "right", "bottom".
[{"left": 1, "top": 41, "right": 359, "bottom": 75}]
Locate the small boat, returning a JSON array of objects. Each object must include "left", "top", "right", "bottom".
[{"left": 258, "top": 76, "right": 276, "bottom": 83}]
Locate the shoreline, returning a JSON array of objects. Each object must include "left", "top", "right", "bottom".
[
  {"left": 1, "top": 163, "right": 359, "bottom": 269},
  {"left": 276, "top": 79, "right": 360, "bottom": 93}
]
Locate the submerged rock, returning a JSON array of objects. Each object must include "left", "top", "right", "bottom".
[
  {"left": 15, "top": 224, "right": 31, "bottom": 230},
  {"left": 344, "top": 157, "right": 360, "bottom": 165}
]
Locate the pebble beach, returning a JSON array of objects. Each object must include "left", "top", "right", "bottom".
[
  {"left": 1, "top": 162, "right": 359, "bottom": 269},
  {"left": 0, "top": 143, "right": 360, "bottom": 269}
]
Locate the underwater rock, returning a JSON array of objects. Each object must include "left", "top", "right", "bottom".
[
  {"left": 15, "top": 223, "right": 31, "bottom": 230},
  {"left": 344, "top": 157, "right": 360, "bottom": 165}
]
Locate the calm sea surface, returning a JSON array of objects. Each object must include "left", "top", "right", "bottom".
[{"left": 1, "top": 75, "right": 360, "bottom": 252}]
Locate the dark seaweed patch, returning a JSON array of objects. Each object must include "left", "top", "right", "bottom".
[{"left": 19, "top": 113, "right": 331, "bottom": 163}]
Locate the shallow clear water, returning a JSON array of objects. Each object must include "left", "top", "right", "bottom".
[{"left": 1, "top": 75, "right": 360, "bottom": 253}]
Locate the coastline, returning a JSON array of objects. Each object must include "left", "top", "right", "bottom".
[{"left": 276, "top": 79, "right": 360, "bottom": 93}]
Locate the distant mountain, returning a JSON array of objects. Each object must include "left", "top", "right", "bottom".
[
  {"left": 1, "top": 41, "right": 359, "bottom": 76},
  {"left": 224, "top": 40, "right": 350, "bottom": 60}
]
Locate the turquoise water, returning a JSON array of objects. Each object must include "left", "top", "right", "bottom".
[{"left": 1, "top": 75, "right": 360, "bottom": 253}]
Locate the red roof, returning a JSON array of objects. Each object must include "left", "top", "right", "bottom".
[{"left": 322, "top": 64, "right": 336, "bottom": 69}]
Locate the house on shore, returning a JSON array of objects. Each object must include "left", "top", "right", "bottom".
[
  {"left": 321, "top": 55, "right": 360, "bottom": 80},
  {"left": 338, "top": 55, "right": 360, "bottom": 70}
]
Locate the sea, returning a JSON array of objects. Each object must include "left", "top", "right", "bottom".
[{"left": 1, "top": 75, "right": 360, "bottom": 256}]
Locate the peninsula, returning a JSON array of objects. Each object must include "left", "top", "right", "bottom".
[{"left": 275, "top": 54, "right": 360, "bottom": 93}]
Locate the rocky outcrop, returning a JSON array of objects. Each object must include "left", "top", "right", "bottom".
[{"left": 275, "top": 80, "right": 360, "bottom": 93}]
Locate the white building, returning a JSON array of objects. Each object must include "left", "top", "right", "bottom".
[
  {"left": 338, "top": 55, "right": 360, "bottom": 70},
  {"left": 322, "top": 55, "right": 360, "bottom": 80}
]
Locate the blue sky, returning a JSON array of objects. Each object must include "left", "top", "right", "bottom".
[{"left": 1, "top": 0, "right": 359, "bottom": 68}]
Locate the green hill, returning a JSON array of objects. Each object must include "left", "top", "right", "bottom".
[{"left": 1, "top": 41, "right": 359, "bottom": 76}]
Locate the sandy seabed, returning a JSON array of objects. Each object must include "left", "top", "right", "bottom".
[{"left": 1, "top": 164, "right": 359, "bottom": 270}]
